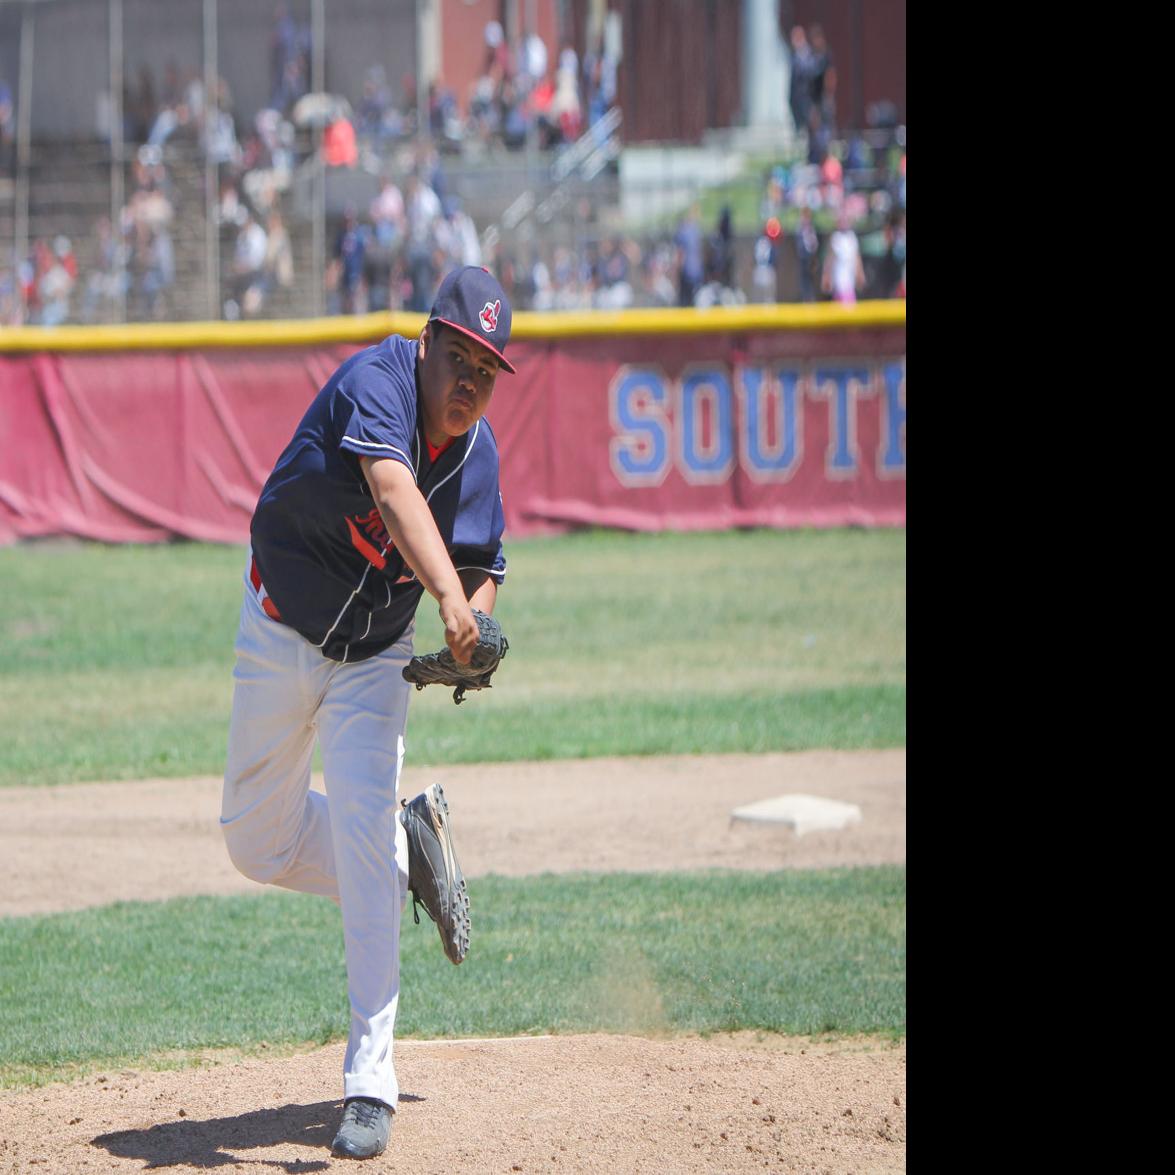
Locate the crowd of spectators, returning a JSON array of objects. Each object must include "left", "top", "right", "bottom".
[
  {"left": 2, "top": 0, "right": 311, "bottom": 326},
  {"left": 344, "top": 18, "right": 614, "bottom": 161},
  {"left": 476, "top": 113, "right": 906, "bottom": 317},
  {"left": 2, "top": 15, "right": 902, "bottom": 327},
  {"left": 458, "top": 19, "right": 592, "bottom": 155},
  {"left": 753, "top": 121, "right": 906, "bottom": 306},
  {"left": 323, "top": 141, "right": 482, "bottom": 316},
  {"left": 319, "top": 16, "right": 902, "bottom": 321},
  {"left": 731, "top": 19, "right": 906, "bottom": 309},
  {"left": 23, "top": 143, "right": 181, "bottom": 326}
]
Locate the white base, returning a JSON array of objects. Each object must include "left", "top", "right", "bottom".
[{"left": 731, "top": 793, "right": 863, "bottom": 836}]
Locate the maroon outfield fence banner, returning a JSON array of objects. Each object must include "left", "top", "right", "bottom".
[{"left": 0, "top": 307, "right": 905, "bottom": 545}]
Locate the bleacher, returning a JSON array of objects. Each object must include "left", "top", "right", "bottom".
[
  {"left": 3, "top": 108, "right": 903, "bottom": 323},
  {"left": 7, "top": 134, "right": 320, "bottom": 325}
]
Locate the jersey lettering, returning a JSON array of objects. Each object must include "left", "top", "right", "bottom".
[
  {"left": 354, "top": 506, "right": 390, "bottom": 546},
  {"left": 346, "top": 515, "right": 388, "bottom": 569}
]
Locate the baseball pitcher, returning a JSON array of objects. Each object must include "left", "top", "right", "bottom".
[{"left": 221, "top": 266, "right": 513, "bottom": 1160}]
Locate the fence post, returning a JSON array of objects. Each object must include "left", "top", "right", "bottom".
[
  {"left": 311, "top": 0, "right": 325, "bottom": 318},
  {"left": 13, "top": 1, "right": 33, "bottom": 295},
  {"left": 203, "top": 0, "right": 219, "bottom": 321},
  {"left": 109, "top": 0, "right": 125, "bottom": 323}
]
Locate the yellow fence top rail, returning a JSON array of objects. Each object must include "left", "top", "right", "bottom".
[{"left": 0, "top": 300, "right": 905, "bottom": 354}]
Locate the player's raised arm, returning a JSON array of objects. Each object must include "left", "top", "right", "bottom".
[{"left": 360, "top": 454, "right": 479, "bottom": 663}]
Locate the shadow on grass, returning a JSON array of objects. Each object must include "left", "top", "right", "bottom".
[{"left": 92, "top": 1093, "right": 424, "bottom": 1170}]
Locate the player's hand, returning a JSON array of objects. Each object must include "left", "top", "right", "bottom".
[{"left": 440, "top": 595, "right": 479, "bottom": 665}]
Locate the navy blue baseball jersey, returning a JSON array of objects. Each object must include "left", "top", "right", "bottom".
[{"left": 250, "top": 334, "right": 506, "bottom": 663}]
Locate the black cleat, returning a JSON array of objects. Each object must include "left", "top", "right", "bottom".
[
  {"left": 400, "top": 783, "right": 470, "bottom": 964},
  {"left": 331, "top": 1096, "right": 392, "bottom": 1159}
]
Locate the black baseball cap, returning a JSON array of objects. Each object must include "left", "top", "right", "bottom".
[{"left": 427, "top": 266, "right": 516, "bottom": 374}]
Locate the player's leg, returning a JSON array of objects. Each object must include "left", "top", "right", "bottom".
[
  {"left": 316, "top": 624, "right": 414, "bottom": 1116},
  {"left": 220, "top": 567, "right": 340, "bottom": 899}
]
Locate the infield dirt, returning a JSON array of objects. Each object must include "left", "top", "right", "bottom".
[{"left": 0, "top": 750, "right": 906, "bottom": 1173}]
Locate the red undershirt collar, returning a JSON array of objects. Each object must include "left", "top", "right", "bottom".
[{"left": 426, "top": 436, "right": 456, "bottom": 463}]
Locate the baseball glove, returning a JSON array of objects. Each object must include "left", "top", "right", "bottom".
[{"left": 402, "top": 608, "right": 509, "bottom": 704}]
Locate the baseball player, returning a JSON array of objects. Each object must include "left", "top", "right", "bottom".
[{"left": 221, "top": 266, "right": 515, "bottom": 1160}]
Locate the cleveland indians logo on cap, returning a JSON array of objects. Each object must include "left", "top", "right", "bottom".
[{"left": 479, "top": 299, "right": 501, "bottom": 333}]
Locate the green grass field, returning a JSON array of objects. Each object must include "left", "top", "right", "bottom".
[
  {"left": 0, "top": 528, "right": 905, "bottom": 786},
  {"left": 0, "top": 527, "right": 906, "bottom": 1087},
  {"left": 0, "top": 868, "right": 905, "bottom": 1088}
]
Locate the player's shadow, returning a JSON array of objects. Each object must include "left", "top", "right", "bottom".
[{"left": 91, "top": 1094, "right": 425, "bottom": 1170}]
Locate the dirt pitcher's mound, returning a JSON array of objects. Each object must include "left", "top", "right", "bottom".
[
  {"left": 0, "top": 750, "right": 906, "bottom": 918},
  {"left": 0, "top": 751, "right": 906, "bottom": 1171},
  {"left": 0, "top": 1033, "right": 905, "bottom": 1174}
]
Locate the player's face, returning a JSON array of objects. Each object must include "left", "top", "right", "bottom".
[{"left": 419, "top": 324, "right": 500, "bottom": 443}]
